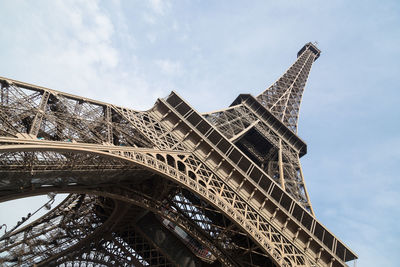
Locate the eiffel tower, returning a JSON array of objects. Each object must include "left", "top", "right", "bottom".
[{"left": 0, "top": 43, "right": 357, "bottom": 267}]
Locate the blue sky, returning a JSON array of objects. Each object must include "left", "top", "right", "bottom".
[{"left": 0, "top": 1, "right": 399, "bottom": 266}]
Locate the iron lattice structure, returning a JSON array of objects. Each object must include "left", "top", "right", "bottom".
[{"left": 0, "top": 43, "right": 357, "bottom": 267}]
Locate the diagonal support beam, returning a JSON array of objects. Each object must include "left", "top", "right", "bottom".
[{"left": 29, "top": 91, "right": 50, "bottom": 136}]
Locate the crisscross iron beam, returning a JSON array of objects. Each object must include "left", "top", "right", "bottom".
[{"left": 0, "top": 43, "right": 357, "bottom": 267}]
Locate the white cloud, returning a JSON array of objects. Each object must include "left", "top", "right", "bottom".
[
  {"left": 172, "top": 20, "right": 179, "bottom": 31},
  {"left": 156, "top": 59, "right": 183, "bottom": 76},
  {"left": 0, "top": 0, "right": 162, "bottom": 110},
  {"left": 143, "top": 12, "right": 156, "bottom": 24},
  {"left": 147, "top": 32, "right": 158, "bottom": 43},
  {"left": 147, "top": 0, "right": 170, "bottom": 15}
]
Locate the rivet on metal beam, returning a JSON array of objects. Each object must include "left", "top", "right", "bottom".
[
  {"left": 293, "top": 227, "right": 301, "bottom": 241},
  {"left": 304, "top": 237, "right": 313, "bottom": 252},
  {"left": 282, "top": 217, "right": 290, "bottom": 231},
  {"left": 271, "top": 207, "right": 279, "bottom": 220},
  {"left": 259, "top": 198, "right": 268, "bottom": 211},
  {"left": 316, "top": 248, "right": 324, "bottom": 262},
  {"left": 161, "top": 110, "right": 172, "bottom": 120},
  {"left": 248, "top": 188, "right": 257, "bottom": 200}
]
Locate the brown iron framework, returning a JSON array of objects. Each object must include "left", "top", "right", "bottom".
[{"left": 0, "top": 43, "right": 357, "bottom": 266}]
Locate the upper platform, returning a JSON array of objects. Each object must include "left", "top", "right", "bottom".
[
  {"left": 297, "top": 42, "right": 321, "bottom": 60},
  {"left": 231, "top": 94, "right": 307, "bottom": 157}
]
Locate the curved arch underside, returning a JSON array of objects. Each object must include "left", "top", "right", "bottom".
[{"left": 0, "top": 146, "right": 279, "bottom": 267}]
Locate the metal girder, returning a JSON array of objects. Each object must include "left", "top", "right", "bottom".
[{"left": 0, "top": 43, "right": 357, "bottom": 267}]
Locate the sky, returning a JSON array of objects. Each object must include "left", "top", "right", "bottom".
[{"left": 0, "top": 0, "right": 399, "bottom": 266}]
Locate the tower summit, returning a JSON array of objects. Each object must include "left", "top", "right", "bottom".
[
  {"left": 0, "top": 43, "right": 357, "bottom": 266},
  {"left": 257, "top": 42, "right": 321, "bottom": 133}
]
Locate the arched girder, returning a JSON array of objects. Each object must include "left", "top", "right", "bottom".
[
  {"left": 0, "top": 186, "right": 273, "bottom": 267},
  {"left": 0, "top": 193, "right": 176, "bottom": 266},
  {"left": 0, "top": 143, "right": 310, "bottom": 267},
  {"left": 0, "top": 149, "right": 261, "bottom": 266},
  {"left": 0, "top": 145, "right": 237, "bottom": 265},
  {"left": 0, "top": 187, "right": 236, "bottom": 266}
]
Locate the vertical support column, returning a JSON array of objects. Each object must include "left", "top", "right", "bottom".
[
  {"left": 278, "top": 139, "right": 286, "bottom": 190},
  {"left": 66, "top": 100, "right": 82, "bottom": 138},
  {"left": 0, "top": 81, "right": 9, "bottom": 105},
  {"left": 297, "top": 156, "right": 314, "bottom": 215},
  {"left": 105, "top": 105, "right": 113, "bottom": 144},
  {"left": 29, "top": 91, "right": 50, "bottom": 136}
]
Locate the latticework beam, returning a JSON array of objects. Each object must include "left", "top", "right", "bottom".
[{"left": 0, "top": 43, "right": 357, "bottom": 267}]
